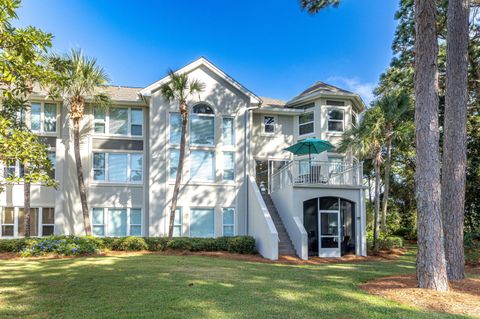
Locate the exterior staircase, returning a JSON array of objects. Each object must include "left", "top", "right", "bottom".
[{"left": 261, "top": 191, "right": 296, "bottom": 256}]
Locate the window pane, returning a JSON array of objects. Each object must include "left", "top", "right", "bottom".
[
  {"left": 193, "top": 104, "right": 214, "bottom": 114},
  {"left": 42, "top": 208, "right": 55, "bottom": 224},
  {"left": 223, "top": 226, "right": 234, "bottom": 237},
  {"left": 108, "top": 154, "right": 128, "bottom": 182},
  {"left": 130, "top": 209, "right": 142, "bottom": 225},
  {"left": 299, "top": 112, "right": 314, "bottom": 124},
  {"left": 222, "top": 118, "right": 234, "bottom": 146},
  {"left": 169, "top": 149, "right": 179, "bottom": 180},
  {"left": 44, "top": 103, "right": 57, "bottom": 132},
  {"left": 2, "top": 226, "right": 14, "bottom": 236},
  {"left": 130, "top": 225, "right": 142, "bottom": 236},
  {"left": 109, "top": 108, "right": 128, "bottom": 135},
  {"left": 190, "top": 150, "right": 214, "bottom": 181},
  {"left": 191, "top": 115, "right": 214, "bottom": 145},
  {"left": 320, "top": 197, "right": 339, "bottom": 211},
  {"left": 2, "top": 208, "right": 14, "bottom": 224},
  {"left": 173, "top": 225, "right": 182, "bottom": 237},
  {"left": 174, "top": 208, "right": 182, "bottom": 225},
  {"left": 321, "top": 213, "right": 338, "bottom": 236},
  {"left": 223, "top": 208, "right": 234, "bottom": 225},
  {"left": 48, "top": 152, "right": 56, "bottom": 179},
  {"left": 18, "top": 208, "right": 38, "bottom": 236},
  {"left": 190, "top": 208, "right": 214, "bottom": 237},
  {"left": 130, "top": 154, "right": 143, "bottom": 182},
  {"left": 107, "top": 209, "right": 127, "bottom": 236},
  {"left": 328, "top": 109, "right": 344, "bottom": 121},
  {"left": 264, "top": 116, "right": 275, "bottom": 133},
  {"left": 92, "top": 208, "right": 104, "bottom": 225},
  {"left": 299, "top": 122, "right": 314, "bottom": 135},
  {"left": 31, "top": 103, "right": 41, "bottom": 131},
  {"left": 131, "top": 109, "right": 143, "bottom": 136},
  {"left": 170, "top": 113, "right": 181, "bottom": 144},
  {"left": 42, "top": 225, "right": 54, "bottom": 236},
  {"left": 93, "top": 225, "right": 105, "bottom": 236},
  {"left": 94, "top": 108, "right": 106, "bottom": 134},
  {"left": 95, "top": 123, "right": 105, "bottom": 134},
  {"left": 223, "top": 152, "right": 234, "bottom": 181},
  {"left": 328, "top": 121, "right": 343, "bottom": 132},
  {"left": 93, "top": 153, "right": 105, "bottom": 181}
]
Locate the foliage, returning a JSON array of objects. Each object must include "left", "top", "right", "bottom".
[
  {"left": 166, "top": 236, "right": 257, "bottom": 254},
  {"left": 144, "top": 237, "right": 170, "bottom": 251},
  {"left": 111, "top": 236, "right": 148, "bottom": 251},
  {"left": 366, "top": 232, "right": 404, "bottom": 251},
  {"left": 19, "top": 236, "right": 99, "bottom": 257},
  {"left": 464, "top": 232, "right": 480, "bottom": 265},
  {"left": 299, "top": 0, "right": 340, "bottom": 14}
]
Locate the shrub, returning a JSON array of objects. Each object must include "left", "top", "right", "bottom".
[
  {"left": 111, "top": 236, "right": 148, "bottom": 251},
  {"left": 20, "top": 236, "right": 99, "bottom": 257},
  {"left": 165, "top": 236, "right": 256, "bottom": 254},
  {"left": 144, "top": 237, "right": 169, "bottom": 251},
  {"left": 367, "top": 233, "right": 404, "bottom": 251},
  {"left": 465, "top": 232, "right": 480, "bottom": 265},
  {"left": 0, "top": 238, "right": 29, "bottom": 252}
]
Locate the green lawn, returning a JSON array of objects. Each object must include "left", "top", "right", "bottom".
[{"left": 0, "top": 250, "right": 471, "bottom": 319}]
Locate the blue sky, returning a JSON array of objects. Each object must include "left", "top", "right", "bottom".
[{"left": 16, "top": 0, "right": 399, "bottom": 104}]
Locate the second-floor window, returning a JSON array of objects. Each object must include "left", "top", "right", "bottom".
[
  {"left": 263, "top": 115, "right": 276, "bottom": 134},
  {"left": 30, "top": 102, "right": 57, "bottom": 133},
  {"left": 299, "top": 112, "right": 314, "bottom": 135},
  {"left": 93, "top": 152, "right": 143, "bottom": 183},
  {"left": 327, "top": 109, "right": 344, "bottom": 132},
  {"left": 190, "top": 150, "right": 215, "bottom": 181},
  {"left": 94, "top": 107, "right": 143, "bottom": 137}
]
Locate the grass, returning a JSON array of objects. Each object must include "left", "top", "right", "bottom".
[{"left": 0, "top": 250, "right": 471, "bottom": 319}]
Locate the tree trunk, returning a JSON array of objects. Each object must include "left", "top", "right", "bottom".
[
  {"left": 373, "top": 161, "right": 381, "bottom": 252},
  {"left": 367, "top": 175, "right": 372, "bottom": 203},
  {"left": 73, "top": 117, "right": 91, "bottom": 236},
  {"left": 168, "top": 102, "right": 188, "bottom": 239},
  {"left": 381, "top": 139, "right": 392, "bottom": 232},
  {"left": 442, "top": 0, "right": 469, "bottom": 281},
  {"left": 23, "top": 163, "right": 31, "bottom": 237},
  {"left": 414, "top": 0, "right": 449, "bottom": 291}
]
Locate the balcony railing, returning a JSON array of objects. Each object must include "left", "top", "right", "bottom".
[{"left": 270, "top": 160, "right": 363, "bottom": 193}]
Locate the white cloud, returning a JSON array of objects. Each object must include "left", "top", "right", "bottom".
[{"left": 327, "top": 76, "right": 376, "bottom": 106}]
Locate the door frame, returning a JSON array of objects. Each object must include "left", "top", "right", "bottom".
[{"left": 318, "top": 206, "right": 341, "bottom": 257}]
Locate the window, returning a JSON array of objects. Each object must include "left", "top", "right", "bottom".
[
  {"left": 190, "top": 208, "right": 214, "bottom": 237},
  {"left": 92, "top": 208, "right": 105, "bottom": 236},
  {"left": 130, "top": 208, "right": 142, "bottom": 236},
  {"left": 48, "top": 151, "right": 56, "bottom": 179},
  {"left": 263, "top": 116, "right": 275, "bottom": 134},
  {"left": 170, "top": 113, "right": 181, "bottom": 144},
  {"left": 222, "top": 208, "right": 234, "bottom": 237},
  {"left": 191, "top": 104, "right": 215, "bottom": 145},
  {"left": 41, "top": 208, "right": 55, "bottom": 236},
  {"left": 299, "top": 112, "right": 314, "bottom": 135},
  {"left": 107, "top": 208, "right": 127, "bottom": 237},
  {"left": 93, "top": 107, "right": 144, "bottom": 137},
  {"left": 1, "top": 207, "right": 14, "bottom": 237},
  {"left": 18, "top": 208, "right": 38, "bottom": 236},
  {"left": 4, "top": 160, "right": 16, "bottom": 178},
  {"left": 93, "top": 152, "right": 143, "bottom": 183},
  {"left": 352, "top": 112, "right": 358, "bottom": 128},
  {"left": 327, "top": 109, "right": 344, "bottom": 132},
  {"left": 30, "top": 103, "right": 41, "bottom": 132},
  {"left": 173, "top": 208, "right": 182, "bottom": 237},
  {"left": 131, "top": 109, "right": 143, "bottom": 136},
  {"left": 190, "top": 150, "right": 215, "bottom": 181},
  {"left": 29, "top": 102, "right": 57, "bottom": 133},
  {"left": 169, "top": 149, "right": 180, "bottom": 180},
  {"left": 223, "top": 152, "right": 235, "bottom": 181},
  {"left": 222, "top": 118, "right": 234, "bottom": 146},
  {"left": 94, "top": 107, "right": 106, "bottom": 134}
]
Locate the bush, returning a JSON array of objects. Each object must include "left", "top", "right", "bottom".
[
  {"left": 20, "top": 236, "right": 99, "bottom": 257},
  {"left": 111, "top": 236, "right": 148, "bottom": 251},
  {"left": 165, "top": 236, "right": 256, "bottom": 254},
  {"left": 144, "top": 237, "right": 169, "bottom": 251},
  {"left": 367, "top": 233, "right": 404, "bottom": 251},
  {"left": 0, "top": 238, "right": 29, "bottom": 252},
  {"left": 465, "top": 232, "right": 480, "bottom": 265}
]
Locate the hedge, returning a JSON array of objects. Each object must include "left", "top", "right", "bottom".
[
  {"left": 0, "top": 235, "right": 257, "bottom": 255},
  {"left": 367, "top": 233, "right": 404, "bottom": 251},
  {"left": 465, "top": 232, "right": 480, "bottom": 265}
]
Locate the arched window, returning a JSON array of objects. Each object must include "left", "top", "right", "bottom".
[{"left": 190, "top": 103, "right": 215, "bottom": 146}]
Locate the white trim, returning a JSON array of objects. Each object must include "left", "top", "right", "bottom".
[
  {"left": 92, "top": 151, "right": 144, "bottom": 184},
  {"left": 90, "top": 207, "right": 144, "bottom": 237},
  {"left": 327, "top": 108, "right": 345, "bottom": 133},
  {"left": 298, "top": 111, "right": 315, "bottom": 136},
  {"left": 262, "top": 115, "right": 277, "bottom": 136},
  {"left": 189, "top": 207, "right": 216, "bottom": 238},
  {"left": 0, "top": 207, "right": 55, "bottom": 238},
  {"left": 93, "top": 106, "right": 144, "bottom": 138},
  {"left": 222, "top": 207, "right": 235, "bottom": 237}
]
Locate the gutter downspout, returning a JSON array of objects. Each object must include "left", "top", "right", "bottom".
[{"left": 244, "top": 105, "right": 260, "bottom": 235}]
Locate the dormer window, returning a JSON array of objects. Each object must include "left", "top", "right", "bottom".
[{"left": 190, "top": 103, "right": 215, "bottom": 146}]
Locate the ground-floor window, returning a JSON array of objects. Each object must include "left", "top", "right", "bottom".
[
  {"left": 190, "top": 208, "right": 215, "bottom": 237},
  {"left": 91, "top": 207, "right": 143, "bottom": 237},
  {"left": 173, "top": 208, "right": 182, "bottom": 237},
  {"left": 222, "top": 208, "right": 235, "bottom": 236},
  {"left": 0, "top": 207, "right": 55, "bottom": 237}
]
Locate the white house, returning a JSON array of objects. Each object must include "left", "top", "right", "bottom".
[{"left": 0, "top": 57, "right": 367, "bottom": 260}]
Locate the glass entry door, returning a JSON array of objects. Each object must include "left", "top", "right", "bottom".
[{"left": 319, "top": 211, "right": 341, "bottom": 257}]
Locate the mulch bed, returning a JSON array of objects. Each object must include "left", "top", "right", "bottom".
[
  {"left": 0, "top": 248, "right": 407, "bottom": 264},
  {"left": 359, "top": 273, "right": 480, "bottom": 318}
]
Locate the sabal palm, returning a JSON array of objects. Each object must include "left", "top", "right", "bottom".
[
  {"left": 160, "top": 70, "right": 205, "bottom": 239},
  {"left": 50, "top": 49, "right": 110, "bottom": 235},
  {"left": 339, "top": 106, "right": 384, "bottom": 250}
]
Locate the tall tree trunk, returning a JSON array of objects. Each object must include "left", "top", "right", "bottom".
[
  {"left": 367, "top": 174, "right": 372, "bottom": 203},
  {"left": 23, "top": 163, "right": 31, "bottom": 237},
  {"left": 73, "top": 117, "right": 91, "bottom": 236},
  {"left": 414, "top": 0, "right": 449, "bottom": 291},
  {"left": 442, "top": 0, "right": 469, "bottom": 281},
  {"left": 168, "top": 102, "right": 188, "bottom": 239},
  {"left": 373, "top": 160, "right": 381, "bottom": 251},
  {"left": 381, "top": 139, "right": 392, "bottom": 232}
]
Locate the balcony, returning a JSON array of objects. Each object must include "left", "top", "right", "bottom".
[{"left": 270, "top": 160, "right": 363, "bottom": 192}]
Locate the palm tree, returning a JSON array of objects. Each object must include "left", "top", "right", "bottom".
[
  {"left": 160, "top": 70, "right": 205, "bottom": 239},
  {"left": 376, "top": 92, "right": 412, "bottom": 232},
  {"left": 300, "top": 0, "right": 340, "bottom": 13},
  {"left": 339, "top": 107, "right": 384, "bottom": 251},
  {"left": 49, "top": 49, "right": 110, "bottom": 236}
]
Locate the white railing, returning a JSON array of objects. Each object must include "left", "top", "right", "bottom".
[{"left": 270, "top": 160, "right": 363, "bottom": 192}]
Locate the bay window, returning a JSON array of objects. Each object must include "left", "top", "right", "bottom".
[
  {"left": 190, "top": 208, "right": 215, "bottom": 237},
  {"left": 93, "top": 152, "right": 143, "bottom": 183},
  {"left": 222, "top": 208, "right": 235, "bottom": 237},
  {"left": 91, "top": 207, "right": 142, "bottom": 237},
  {"left": 190, "top": 150, "right": 215, "bottom": 181},
  {"left": 299, "top": 112, "right": 314, "bottom": 135},
  {"left": 327, "top": 109, "right": 344, "bottom": 132}
]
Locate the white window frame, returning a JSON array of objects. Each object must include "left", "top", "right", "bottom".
[
  {"left": 91, "top": 207, "right": 143, "bottom": 237},
  {"left": 262, "top": 115, "right": 276, "bottom": 135},
  {"left": 222, "top": 207, "right": 235, "bottom": 237},
  {"left": 189, "top": 207, "right": 215, "bottom": 238},
  {"left": 222, "top": 151, "right": 235, "bottom": 182},
  {"left": 169, "top": 112, "right": 182, "bottom": 145},
  {"left": 0, "top": 207, "right": 15, "bottom": 238},
  {"left": 222, "top": 117, "right": 235, "bottom": 147},
  {"left": 129, "top": 208, "right": 143, "bottom": 236},
  {"left": 298, "top": 112, "right": 314, "bottom": 136},
  {"left": 92, "top": 151, "right": 144, "bottom": 184},
  {"left": 40, "top": 207, "right": 55, "bottom": 237},
  {"left": 29, "top": 101, "right": 59, "bottom": 135},
  {"left": 92, "top": 207, "right": 105, "bottom": 237},
  {"left": 189, "top": 150, "right": 216, "bottom": 182},
  {"left": 92, "top": 106, "right": 144, "bottom": 138},
  {"left": 190, "top": 104, "right": 216, "bottom": 147},
  {"left": 0, "top": 207, "right": 55, "bottom": 238},
  {"left": 327, "top": 108, "right": 345, "bottom": 132},
  {"left": 168, "top": 148, "right": 180, "bottom": 181},
  {"left": 173, "top": 207, "right": 183, "bottom": 237}
]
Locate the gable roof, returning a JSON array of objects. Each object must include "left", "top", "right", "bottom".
[
  {"left": 139, "top": 57, "right": 262, "bottom": 104},
  {"left": 259, "top": 96, "right": 286, "bottom": 108}
]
